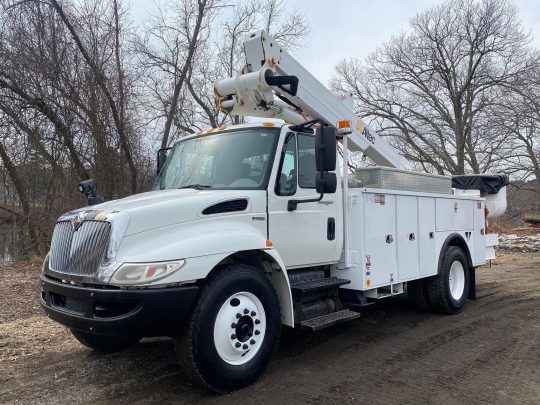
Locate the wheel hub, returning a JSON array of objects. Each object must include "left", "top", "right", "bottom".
[
  {"left": 213, "top": 292, "right": 266, "bottom": 365},
  {"left": 448, "top": 260, "right": 465, "bottom": 300},
  {"left": 235, "top": 316, "right": 254, "bottom": 342}
]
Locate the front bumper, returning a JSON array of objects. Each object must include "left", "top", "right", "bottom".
[{"left": 39, "top": 275, "right": 199, "bottom": 337}]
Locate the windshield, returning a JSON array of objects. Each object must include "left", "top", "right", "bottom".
[{"left": 154, "top": 128, "right": 280, "bottom": 190}]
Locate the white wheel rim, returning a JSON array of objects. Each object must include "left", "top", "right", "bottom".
[
  {"left": 213, "top": 292, "right": 266, "bottom": 365},
  {"left": 448, "top": 261, "right": 465, "bottom": 300}
]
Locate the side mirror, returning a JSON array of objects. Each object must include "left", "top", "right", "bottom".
[
  {"left": 287, "top": 126, "right": 337, "bottom": 211},
  {"left": 78, "top": 179, "right": 104, "bottom": 206},
  {"left": 316, "top": 172, "right": 337, "bottom": 194},
  {"left": 157, "top": 147, "right": 171, "bottom": 175},
  {"left": 315, "top": 126, "right": 337, "bottom": 172}
]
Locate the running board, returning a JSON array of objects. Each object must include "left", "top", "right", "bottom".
[
  {"left": 290, "top": 277, "right": 350, "bottom": 293},
  {"left": 291, "top": 277, "right": 351, "bottom": 303},
  {"left": 300, "top": 309, "right": 361, "bottom": 331}
]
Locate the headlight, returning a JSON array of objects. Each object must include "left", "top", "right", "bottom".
[
  {"left": 42, "top": 253, "right": 50, "bottom": 273},
  {"left": 110, "top": 260, "right": 185, "bottom": 285}
]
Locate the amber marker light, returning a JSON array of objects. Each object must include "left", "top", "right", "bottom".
[
  {"left": 337, "top": 120, "right": 352, "bottom": 135},
  {"left": 338, "top": 120, "right": 351, "bottom": 129},
  {"left": 265, "top": 240, "right": 273, "bottom": 247},
  {"left": 262, "top": 122, "right": 275, "bottom": 127}
]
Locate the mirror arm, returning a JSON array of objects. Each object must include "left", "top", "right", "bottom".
[
  {"left": 156, "top": 147, "right": 172, "bottom": 175},
  {"left": 287, "top": 193, "right": 324, "bottom": 212}
]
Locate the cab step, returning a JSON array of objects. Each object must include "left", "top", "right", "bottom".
[
  {"left": 291, "top": 277, "right": 351, "bottom": 303},
  {"left": 300, "top": 309, "right": 361, "bottom": 331},
  {"left": 290, "top": 277, "right": 350, "bottom": 293}
]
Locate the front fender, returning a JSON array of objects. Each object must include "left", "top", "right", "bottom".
[{"left": 113, "top": 220, "right": 295, "bottom": 326}]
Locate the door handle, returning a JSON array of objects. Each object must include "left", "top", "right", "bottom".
[{"left": 327, "top": 218, "right": 335, "bottom": 241}]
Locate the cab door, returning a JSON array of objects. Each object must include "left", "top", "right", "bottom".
[{"left": 268, "top": 132, "right": 338, "bottom": 267}]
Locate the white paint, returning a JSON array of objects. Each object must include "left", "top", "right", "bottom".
[
  {"left": 448, "top": 261, "right": 465, "bottom": 300},
  {"left": 213, "top": 292, "right": 266, "bottom": 365}
]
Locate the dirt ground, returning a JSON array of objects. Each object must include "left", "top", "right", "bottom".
[{"left": 1, "top": 253, "right": 539, "bottom": 405}]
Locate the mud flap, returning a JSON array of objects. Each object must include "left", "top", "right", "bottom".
[{"left": 468, "top": 267, "right": 476, "bottom": 300}]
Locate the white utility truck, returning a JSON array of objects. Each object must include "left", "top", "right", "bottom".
[{"left": 40, "top": 31, "right": 509, "bottom": 392}]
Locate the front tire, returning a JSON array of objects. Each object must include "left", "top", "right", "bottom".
[
  {"left": 71, "top": 330, "right": 141, "bottom": 353},
  {"left": 176, "top": 264, "right": 281, "bottom": 393},
  {"left": 427, "top": 246, "right": 470, "bottom": 314}
]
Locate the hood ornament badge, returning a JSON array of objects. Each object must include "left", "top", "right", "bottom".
[{"left": 71, "top": 214, "right": 83, "bottom": 231}]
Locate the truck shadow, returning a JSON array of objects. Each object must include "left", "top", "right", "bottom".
[{"left": 73, "top": 295, "right": 430, "bottom": 401}]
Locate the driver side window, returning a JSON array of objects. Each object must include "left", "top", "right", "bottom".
[{"left": 275, "top": 134, "right": 297, "bottom": 196}]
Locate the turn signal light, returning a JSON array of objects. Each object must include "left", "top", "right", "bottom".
[
  {"left": 338, "top": 120, "right": 351, "bottom": 129},
  {"left": 337, "top": 120, "right": 353, "bottom": 135}
]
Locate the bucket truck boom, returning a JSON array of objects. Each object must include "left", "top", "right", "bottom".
[{"left": 214, "top": 30, "right": 405, "bottom": 169}]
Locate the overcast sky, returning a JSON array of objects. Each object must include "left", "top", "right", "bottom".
[{"left": 131, "top": 0, "right": 540, "bottom": 85}]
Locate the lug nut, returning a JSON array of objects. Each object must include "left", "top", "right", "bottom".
[
  {"left": 255, "top": 330, "right": 260, "bottom": 335},
  {"left": 255, "top": 319, "right": 260, "bottom": 325},
  {"left": 231, "top": 322, "right": 237, "bottom": 328},
  {"left": 250, "top": 339, "right": 255, "bottom": 345},
  {"left": 251, "top": 311, "right": 256, "bottom": 316},
  {"left": 235, "top": 342, "right": 241, "bottom": 348},
  {"left": 231, "top": 334, "right": 236, "bottom": 340},
  {"left": 244, "top": 309, "right": 249, "bottom": 314},
  {"left": 236, "top": 313, "right": 241, "bottom": 319},
  {"left": 242, "top": 344, "right": 248, "bottom": 350}
]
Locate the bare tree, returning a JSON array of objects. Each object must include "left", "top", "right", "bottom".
[
  {"left": 136, "top": 0, "right": 222, "bottom": 148},
  {"left": 490, "top": 82, "right": 540, "bottom": 197},
  {"left": 332, "top": 0, "right": 533, "bottom": 175},
  {"left": 45, "top": 0, "right": 139, "bottom": 192},
  {"left": 187, "top": 0, "right": 310, "bottom": 127}
]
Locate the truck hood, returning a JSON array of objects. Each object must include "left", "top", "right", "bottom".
[{"left": 72, "top": 189, "right": 258, "bottom": 236}]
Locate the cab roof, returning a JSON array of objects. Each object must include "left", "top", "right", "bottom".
[{"left": 179, "top": 122, "right": 287, "bottom": 143}]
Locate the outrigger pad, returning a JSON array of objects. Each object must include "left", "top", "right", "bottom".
[{"left": 452, "top": 174, "right": 509, "bottom": 194}]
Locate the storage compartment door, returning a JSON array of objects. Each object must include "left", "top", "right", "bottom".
[
  {"left": 396, "top": 195, "right": 419, "bottom": 281},
  {"left": 473, "top": 200, "right": 486, "bottom": 265},
  {"left": 436, "top": 199, "right": 474, "bottom": 231},
  {"left": 418, "top": 197, "right": 437, "bottom": 276},
  {"left": 363, "top": 193, "right": 397, "bottom": 288}
]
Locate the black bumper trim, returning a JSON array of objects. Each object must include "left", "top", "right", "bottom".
[{"left": 40, "top": 274, "right": 199, "bottom": 337}]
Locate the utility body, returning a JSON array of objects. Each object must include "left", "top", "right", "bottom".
[{"left": 39, "top": 31, "right": 508, "bottom": 392}]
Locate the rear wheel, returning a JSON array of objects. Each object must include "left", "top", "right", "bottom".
[
  {"left": 427, "top": 246, "right": 470, "bottom": 314},
  {"left": 176, "top": 264, "right": 281, "bottom": 393},
  {"left": 71, "top": 330, "right": 141, "bottom": 353}
]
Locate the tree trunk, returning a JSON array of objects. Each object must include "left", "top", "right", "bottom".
[{"left": 0, "top": 139, "right": 43, "bottom": 256}]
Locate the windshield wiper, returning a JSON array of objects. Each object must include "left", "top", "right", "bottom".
[{"left": 178, "top": 184, "right": 213, "bottom": 190}]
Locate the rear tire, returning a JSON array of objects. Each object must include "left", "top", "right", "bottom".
[
  {"left": 176, "top": 264, "right": 281, "bottom": 393},
  {"left": 71, "top": 330, "right": 141, "bottom": 353},
  {"left": 427, "top": 246, "right": 470, "bottom": 314}
]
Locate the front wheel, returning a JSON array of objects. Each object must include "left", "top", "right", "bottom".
[
  {"left": 71, "top": 330, "right": 141, "bottom": 353},
  {"left": 176, "top": 264, "right": 281, "bottom": 393},
  {"left": 427, "top": 246, "right": 470, "bottom": 314}
]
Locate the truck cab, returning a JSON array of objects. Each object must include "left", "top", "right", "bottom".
[{"left": 40, "top": 122, "right": 346, "bottom": 391}]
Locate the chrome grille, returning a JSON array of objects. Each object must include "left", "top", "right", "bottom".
[{"left": 49, "top": 220, "right": 111, "bottom": 276}]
